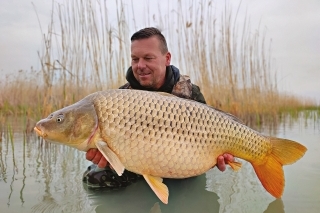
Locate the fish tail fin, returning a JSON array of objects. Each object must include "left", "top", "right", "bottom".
[
  {"left": 252, "top": 137, "right": 307, "bottom": 198},
  {"left": 269, "top": 137, "right": 307, "bottom": 165}
]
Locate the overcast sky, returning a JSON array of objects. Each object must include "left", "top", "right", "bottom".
[
  {"left": 0, "top": 0, "right": 319, "bottom": 102},
  {"left": 233, "top": 0, "right": 320, "bottom": 102}
]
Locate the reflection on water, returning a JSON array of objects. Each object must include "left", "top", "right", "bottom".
[
  {"left": 0, "top": 130, "right": 94, "bottom": 213},
  {"left": 88, "top": 175, "right": 219, "bottom": 213},
  {"left": 264, "top": 199, "right": 285, "bottom": 213},
  {"left": 0, "top": 111, "right": 319, "bottom": 213},
  {"left": 206, "top": 161, "right": 275, "bottom": 213}
]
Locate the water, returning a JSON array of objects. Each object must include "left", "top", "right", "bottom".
[{"left": 0, "top": 112, "right": 319, "bottom": 213}]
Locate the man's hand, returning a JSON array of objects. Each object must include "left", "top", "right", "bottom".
[
  {"left": 216, "top": 153, "right": 234, "bottom": 172},
  {"left": 86, "top": 148, "right": 108, "bottom": 168},
  {"left": 86, "top": 148, "right": 234, "bottom": 172}
]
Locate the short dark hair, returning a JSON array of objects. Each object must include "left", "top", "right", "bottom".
[{"left": 131, "top": 27, "right": 168, "bottom": 54}]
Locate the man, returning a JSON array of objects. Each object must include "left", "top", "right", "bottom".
[{"left": 83, "top": 27, "right": 234, "bottom": 188}]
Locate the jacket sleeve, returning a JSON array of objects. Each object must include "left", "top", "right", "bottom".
[{"left": 191, "top": 84, "right": 207, "bottom": 104}]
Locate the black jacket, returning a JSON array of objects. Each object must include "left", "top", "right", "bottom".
[{"left": 119, "top": 65, "right": 206, "bottom": 104}]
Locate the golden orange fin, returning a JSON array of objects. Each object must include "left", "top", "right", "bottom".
[
  {"left": 269, "top": 137, "right": 307, "bottom": 165},
  {"left": 228, "top": 161, "right": 242, "bottom": 171},
  {"left": 252, "top": 154, "right": 284, "bottom": 198},
  {"left": 143, "top": 174, "right": 169, "bottom": 204},
  {"left": 252, "top": 137, "right": 307, "bottom": 198}
]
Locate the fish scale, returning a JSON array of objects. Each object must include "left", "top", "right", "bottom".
[
  {"left": 94, "top": 90, "right": 266, "bottom": 177},
  {"left": 34, "top": 89, "right": 307, "bottom": 204}
]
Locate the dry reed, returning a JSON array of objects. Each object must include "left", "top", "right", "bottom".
[{"left": 0, "top": 0, "right": 318, "bottom": 129}]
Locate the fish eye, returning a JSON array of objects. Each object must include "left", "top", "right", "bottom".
[{"left": 56, "top": 114, "right": 64, "bottom": 123}]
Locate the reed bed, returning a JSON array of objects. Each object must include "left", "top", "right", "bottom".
[{"left": 0, "top": 0, "right": 318, "bottom": 131}]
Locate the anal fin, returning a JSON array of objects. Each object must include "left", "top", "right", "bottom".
[{"left": 143, "top": 174, "right": 169, "bottom": 204}]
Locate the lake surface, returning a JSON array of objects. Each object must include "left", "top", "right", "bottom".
[{"left": 0, "top": 112, "right": 319, "bottom": 213}]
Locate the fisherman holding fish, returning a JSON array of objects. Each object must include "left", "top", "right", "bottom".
[
  {"left": 83, "top": 27, "right": 235, "bottom": 189},
  {"left": 34, "top": 27, "right": 306, "bottom": 204}
]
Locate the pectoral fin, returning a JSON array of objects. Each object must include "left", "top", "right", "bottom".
[
  {"left": 143, "top": 174, "right": 169, "bottom": 204},
  {"left": 95, "top": 141, "right": 125, "bottom": 176}
]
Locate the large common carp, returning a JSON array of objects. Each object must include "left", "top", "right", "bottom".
[{"left": 34, "top": 89, "right": 307, "bottom": 204}]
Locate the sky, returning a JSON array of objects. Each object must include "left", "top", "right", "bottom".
[
  {"left": 0, "top": 0, "right": 319, "bottom": 102},
  {"left": 232, "top": 0, "right": 320, "bottom": 102}
]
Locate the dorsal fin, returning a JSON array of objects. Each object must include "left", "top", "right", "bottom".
[{"left": 208, "top": 106, "right": 245, "bottom": 125}]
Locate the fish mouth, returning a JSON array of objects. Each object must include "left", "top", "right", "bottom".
[{"left": 34, "top": 126, "right": 47, "bottom": 138}]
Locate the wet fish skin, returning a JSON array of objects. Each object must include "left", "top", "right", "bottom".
[
  {"left": 34, "top": 89, "right": 307, "bottom": 204},
  {"left": 93, "top": 90, "right": 266, "bottom": 177},
  {"left": 34, "top": 97, "right": 99, "bottom": 150}
]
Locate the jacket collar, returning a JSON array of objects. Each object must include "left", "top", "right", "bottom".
[{"left": 125, "top": 65, "right": 180, "bottom": 93}]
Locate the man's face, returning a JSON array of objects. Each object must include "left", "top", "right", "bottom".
[{"left": 131, "top": 36, "right": 171, "bottom": 90}]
